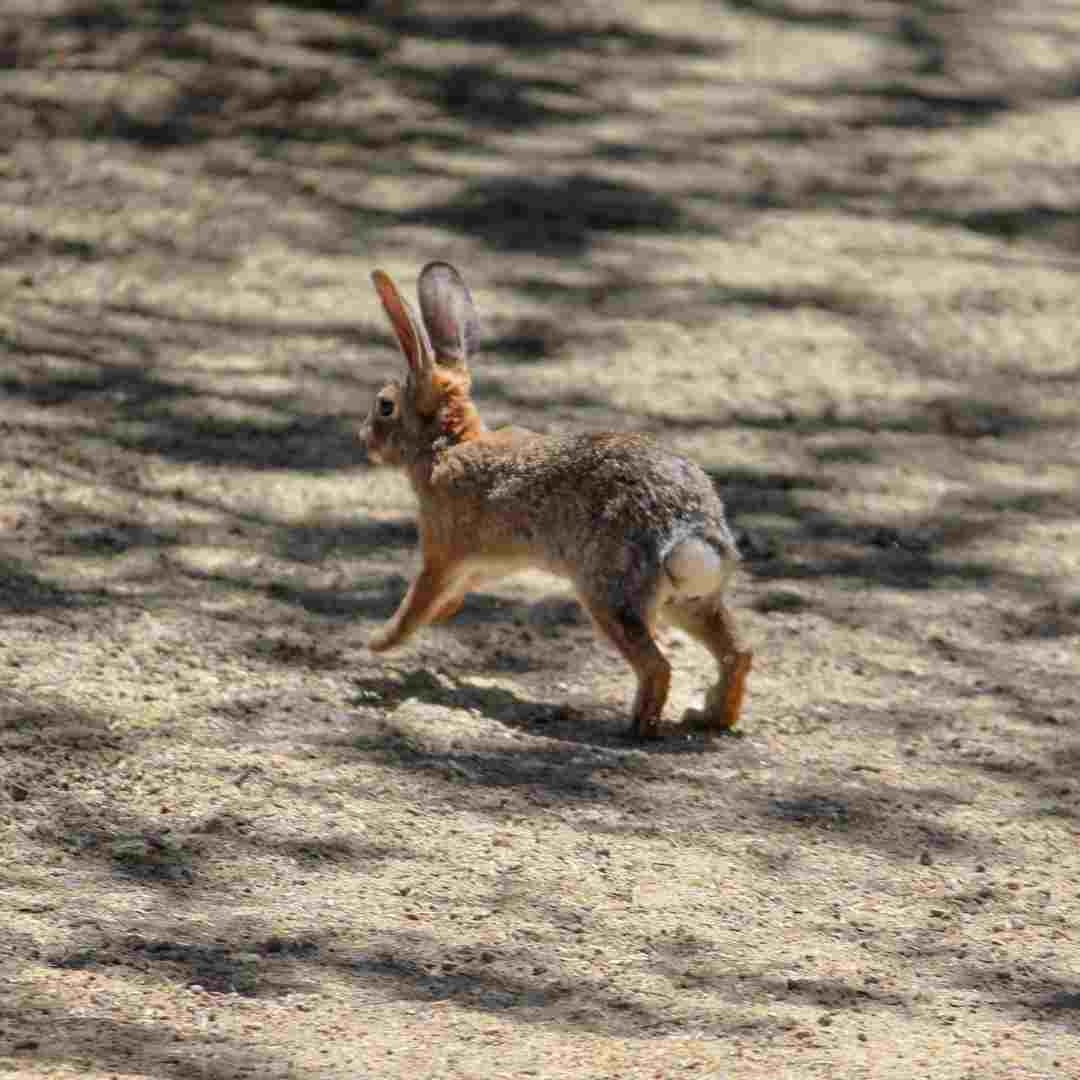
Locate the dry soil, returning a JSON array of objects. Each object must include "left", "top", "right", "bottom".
[{"left": 1, "top": 3, "right": 1079, "bottom": 1078}]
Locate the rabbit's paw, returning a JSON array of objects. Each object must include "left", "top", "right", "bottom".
[
  {"left": 701, "top": 651, "right": 752, "bottom": 730},
  {"left": 367, "top": 627, "right": 401, "bottom": 653}
]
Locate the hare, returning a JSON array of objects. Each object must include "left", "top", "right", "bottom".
[{"left": 363, "top": 261, "right": 752, "bottom": 738}]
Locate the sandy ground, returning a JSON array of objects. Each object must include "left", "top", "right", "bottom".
[{"left": 1, "top": 2, "right": 1079, "bottom": 1077}]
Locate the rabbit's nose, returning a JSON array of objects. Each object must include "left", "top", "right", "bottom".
[{"left": 363, "top": 425, "right": 386, "bottom": 465}]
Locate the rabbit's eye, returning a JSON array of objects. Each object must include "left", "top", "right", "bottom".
[{"left": 378, "top": 397, "right": 395, "bottom": 417}]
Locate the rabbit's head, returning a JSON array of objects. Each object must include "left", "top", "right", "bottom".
[{"left": 365, "top": 262, "right": 483, "bottom": 466}]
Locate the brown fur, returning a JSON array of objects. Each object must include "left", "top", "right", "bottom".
[
  {"left": 363, "top": 262, "right": 752, "bottom": 738},
  {"left": 432, "top": 369, "right": 484, "bottom": 446}
]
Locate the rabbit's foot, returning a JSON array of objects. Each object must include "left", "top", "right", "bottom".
[
  {"left": 368, "top": 626, "right": 404, "bottom": 653},
  {"left": 680, "top": 706, "right": 737, "bottom": 738},
  {"left": 700, "top": 650, "right": 753, "bottom": 730},
  {"left": 632, "top": 719, "right": 668, "bottom": 741},
  {"left": 629, "top": 662, "right": 672, "bottom": 740}
]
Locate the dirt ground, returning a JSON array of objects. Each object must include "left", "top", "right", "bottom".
[{"left": 1, "top": 2, "right": 1079, "bottom": 1077}]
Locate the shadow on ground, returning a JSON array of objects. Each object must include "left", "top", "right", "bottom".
[{"left": 3, "top": 4, "right": 1080, "bottom": 1075}]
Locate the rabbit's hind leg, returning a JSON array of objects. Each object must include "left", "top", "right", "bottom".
[
  {"left": 663, "top": 595, "right": 752, "bottom": 732},
  {"left": 579, "top": 593, "right": 672, "bottom": 740}
]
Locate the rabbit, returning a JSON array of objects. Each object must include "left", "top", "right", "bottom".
[{"left": 362, "top": 261, "right": 752, "bottom": 738}]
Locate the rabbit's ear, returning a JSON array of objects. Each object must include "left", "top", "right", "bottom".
[
  {"left": 418, "top": 261, "right": 479, "bottom": 369},
  {"left": 372, "top": 269, "right": 438, "bottom": 411}
]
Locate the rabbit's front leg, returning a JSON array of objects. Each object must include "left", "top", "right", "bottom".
[{"left": 369, "top": 561, "right": 460, "bottom": 652}]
